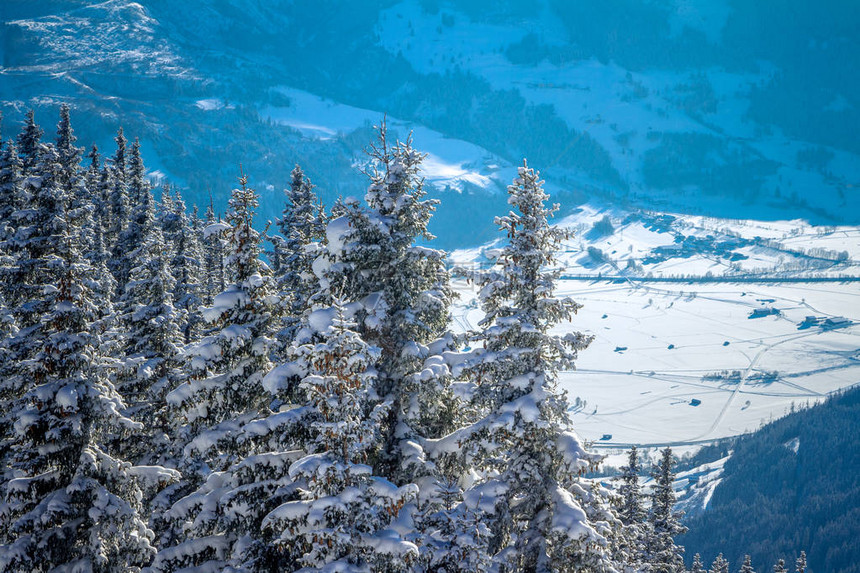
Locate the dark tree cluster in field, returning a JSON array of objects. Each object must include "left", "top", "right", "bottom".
[{"left": 0, "top": 108, "right": 807, "bottom": 573}]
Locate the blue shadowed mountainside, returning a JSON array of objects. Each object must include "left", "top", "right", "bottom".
[{"left": 2, "top": 0, "right": 858, "bottom": 249}]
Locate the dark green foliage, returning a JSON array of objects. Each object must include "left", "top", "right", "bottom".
[{"left": 683, "top": 387, "right": 860, "bottom": 572}]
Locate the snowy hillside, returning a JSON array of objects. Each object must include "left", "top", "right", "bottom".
[{"left": 2, "top": 0, "right": 859, "bottom": 240}]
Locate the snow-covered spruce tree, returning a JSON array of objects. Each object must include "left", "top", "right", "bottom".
[
  {"left": 268, "top": 164, "right": 326, "bottom": 346},
  {"left": 615, "top": 446, "right": 649, "bottom": 568},
  {"left": 0, "top": 138, "right": 24, "bottom": 252},
  {"left": 16, "top": 109, "right": 43, "bottom": 174},
  {"left": 0, "top": 138, "right": 24, "bottom": 470},
  {"left": 108, "top": 128, "right": 132, "bottom": 288},
  {"left": 114, "top": 138, "right": 154, "bottom": 293},
  {"left": 151, "top": 175, "right": 296, "bottom": 573},
  {"left": 0, "top": 132, "right": 63, "bottom": 463},
  {"left": 84, "top": 160, "right": 118, "bottom": 314},
  {"left": 334, "top": 122, "right": 456, "bottom": 482},
  {"left": 55, "top": 104, "right": 83, "bottom": 196},
  {"left": 52, "top": 107, "right": 115, "bottom": 319},
  {"left": 740, "top": 555, "right": 756, "bottom": 573},
  {"left": 444, "top": 161, "right": 613, "bottom": 572},
  {"left": 116, "top": 213, "right": 185, "bottom": 464},
  {"left": 165, "top": 172, "right": 277, "bottom": 475},
  {"left": 0, "top": 140, "right": 173, "bottom": 572},
  {"left": 86, "top": 144, "right": 102, "bottom": 193},
  {"left": 166, "top": 189, "right": 205, "bottom": 343},
  {"left": 709, "top": 553, "right": 729, "bottom": 573},
  {"left": 690, "top": 553, "right": 705, "bottom": 573},
  {"left": 794, "top": 552, "right": 806, "bottom": 573},
  {"left": 202, "top": 199, "right": 227, "bottom": 305},
  {"left": 419, "top": 477, "right": 492, "bottom": 573},
  {"left": 262, "top": 299, "right": 419, "bottom": 571},
  {"left": 647, "top": 448, "right": 686, "bottom": 573},
  {"left": 773, "top": 559, "right": 787, "bottom": 573}
]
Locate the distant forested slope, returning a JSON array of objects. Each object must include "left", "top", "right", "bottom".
[{"left": 682, "top": 385, "right": 860, "bottom": 573}]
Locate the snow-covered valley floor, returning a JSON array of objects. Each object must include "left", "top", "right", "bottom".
[{"left": 450, "top": 208, "right": 860, "bottom": 450}]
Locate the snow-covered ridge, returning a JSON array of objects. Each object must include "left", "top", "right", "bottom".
[
  {"left": 5, "top": 1, "right": 190, "bottom": 77},
  {"left": 262, "top": 87, "right": 513, "bottom": 193}
]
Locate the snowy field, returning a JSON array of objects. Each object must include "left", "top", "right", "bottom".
[{"left": 451, "top": 209, "right": 860, "bottom": 450}]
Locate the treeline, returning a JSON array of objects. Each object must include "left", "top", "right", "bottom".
[
  {"left": 0, "top": 106, "right": 801, "bottom": 573},
  {"left": 682, "top": 386, "right": 860, "bottom": 573}
]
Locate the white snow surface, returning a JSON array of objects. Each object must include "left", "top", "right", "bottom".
[
  {"left": 451, "top": 207, "right": 860, "bottom": 450},
  {"left": 263, "top": 87, "right": 513, "bottom": 193}
]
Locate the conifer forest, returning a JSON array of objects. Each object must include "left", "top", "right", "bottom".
[{"left": 0, "top": 107, "right": 818, "bottom": 573}]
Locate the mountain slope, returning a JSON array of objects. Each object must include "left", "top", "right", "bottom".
[
  {"left": 680, "top": 385, "right": 860, "bottom": 573},
  {"left": 2, "top": 0, "right": 859, "bottom": 246}
]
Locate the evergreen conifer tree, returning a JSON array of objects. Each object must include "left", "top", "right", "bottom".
[
  {"left": 202, "top": 200, "right": 226, "bottom": 305},
  {"left": 448, "top": 161, "right": 610, "bottom": 572},
  {"left": 0, "top": 135, "right": 169, "bottom": 571},
  {"left": 648, "top": 447, "right": 686, "bottom": 573},
  {"left": 262, "top": 300, "right": 419, "bottom": 571},
  {"left": 333, "top": 123, "right": 455, "bottom": 483},
  {"left": 167, "top": 190, "right": 205, "bottom": 343},
  {"left": 794, "top": 552, "right": 806, "bottom": 573},
  {"left": 116, "top": 218, "right": 184, "bottom": 463},
  {"left": 114, "top": 139, "right": 153, "bottom": 292},
  {"left": 153, "top": 174, "right": 286, "bottom": 572},
  {"left": 710, "top": 553, "right": 730, "bottom": 573},
  {"left": 691, "top": 553, "right": 706, "bottom": 573},
  {"left": 0, "top": 139, "right": 24, "bottom": 250},
  {"left": 16, "top": 109, "right": 43, "bottom": 173},
  {"left": 773, "top": 559, "right": 787, "bottom": 573},
  {"left": 108, "top": 128, "right": 131, "bottom": 287},
  {"left": 165, "top": 172, "right": 277, "bottom": 474},
  {"left": 740, "top": 554, "right": 756, "bottom": 573},
  {"left": 268, "top": 164, "right": 326, "bottom": 346},
  {"left": 55, "top": 104, "right": 82, "bottom": 193},
  {"left": 616, "top": 446, "right": 649, "bottom": 568}
]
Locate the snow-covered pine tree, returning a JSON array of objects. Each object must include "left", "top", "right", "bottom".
[
  {"left": 419, "top": 477, "right": 492, "bottom": 573},
  {"left": 116, "top": 213, "right": 185, "bottom": 464},
  {"left": 333, "top": 122, "right": 456, "bottom": 483},
  {"left": 773, "top": 559, "right": 787, "bottom": 573},
  {"left": 0, "top": 137, "right": 24, "bottom": 474},
  {"left": 710, "top": 553, "right": 729, "bottom": 573},
  {"left": 54, "top": 104, "right": 82, "bottom": 194},
  {"left": 86, "top": 144, "right": 101, "bottom": 191},
  {"left": 51, "top": 107, "right": 114, "bottom": 317},
  {"left": 740, "top": 554, "right": 756, "bottom": 573},
  {"left": 262, "top": 299, "right": 419, "bottom": 572},
  {"left": 166, "top": 189, "right": 205, "bottom": 343},
  {"left": 617, "top": 447, "right": 646, "bottom": 525},
  {"left": 268, "top": 164, "right": 326, "bottom": 346},
  {"left": 151, "top": 175, "right": 290, "bottom": 572},
  {"left": 0, "top": 139, "right": 23, "bottom": 252},
  {"left": 794, "top": 552, "right": 806, "bottom": 573},
  {"left": 446, "top": 161, "right": 610, "bottom": 572},
  {"left": 201, "top": 199, "right": 226, "bottom": 305},
  {"left": 108, "top": 128, "right": 131, "bottom": 288},
  {"left": 616, "top": 445, "right": 649, "bottom": 567},
  {"left": 114, "top": 138, "right": 154, "bottom": 293},
  {"left": 691, "top": 553, "right": 706, "bottom": 573},
  {"left": 16, "top": 109, "right": 43, "bottom": 174},
  {"left": 82, "top": 144, "right": 105, "bottom": 254},
  {"left": 0, "top": 133, "right": 64, "bottom": 468},
  {"left": 83, "top": 155, "right": 118, "bottom": 315},
  {"left": 0, "top": 135, "right": 173, "bottom": 572},
  {"left": 648, "top": 447, "right": 686, "bottom": 573},
  {"left": 165, "top": 172, "right": 277, "bottom": 474},
  {"left": 272, "top": 165, "right": 326, "bottom": 323}
]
